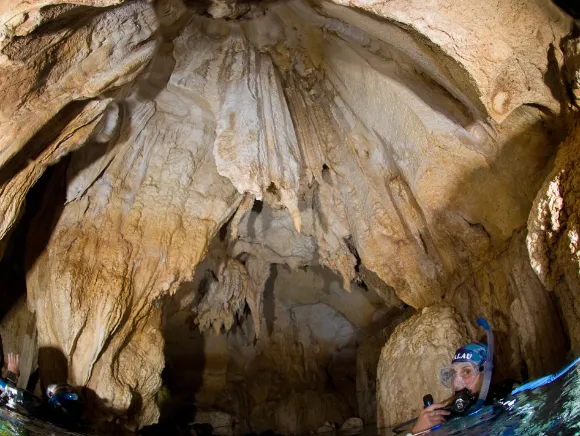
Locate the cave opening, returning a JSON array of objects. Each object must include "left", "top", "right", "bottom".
[{"left": 153, "top": 201, "right": 411, "bottom": 435}]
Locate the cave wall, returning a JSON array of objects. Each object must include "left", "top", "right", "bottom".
[
  {"left": 0, "top": 0, "right": 577, "bottom": 430},
  {"left": 25, "top": 59, "right": 243, "bottom": 432},
  {"left": 0, "top": 1, "right": 161, "bottom": 261},
  {"left": 528, "top": 116, "right": 580, "bottom": 353}
]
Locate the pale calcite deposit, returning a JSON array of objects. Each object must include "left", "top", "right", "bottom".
[
  {"left": 25, "top": 83, "right": 243, "bottom": 426},
  {"left": 376, "top": 305, "right": 470, "bottom": 429},
  {"left": 356, "top": 306, "right": 413, "bottom": 425},
  {"left": 323, "top": 0, "right": 571, "bottom": 122},
  {"left": 0, "top": 0, "right": 575, "bottom": 431}
]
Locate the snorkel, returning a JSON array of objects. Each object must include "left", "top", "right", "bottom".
[{"left": 474, "top": 317, "right": 494, "bottom": 410}]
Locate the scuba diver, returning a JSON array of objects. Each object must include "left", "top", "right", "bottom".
[
  {"left": 394, "top": 317, "right": 580, "bottom": 436},
  {"left": 400, "top": 318, "right": 495, "bottom": 436},
  {"left": 0, "top": 352, "right": 44, "bottom": 419},
  {"left": 45, "top": 383, "right": 84, "bottom": 425},
  {"left": 0, "top": 353, "right": 22, "bottom": 408},
  {"left": 410, "top": 343, "right": 487, "bottom": 434},
  {"left": 0, "top": 351, "right": 84, "bottom": 427}
]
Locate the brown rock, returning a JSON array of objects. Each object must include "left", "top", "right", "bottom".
[
  {"left": 26, "top": 71, "right": 242, "bottom": 427},
  {"left": 528, "top": 116, "right": 580, "bottom": 352},
  {"left": 0, "top": 1, "right": 159, "bottom": 258}
]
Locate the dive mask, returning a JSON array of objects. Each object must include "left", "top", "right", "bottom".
[{"left": 440, "top": 362, "right": 482, "bottom": 389}]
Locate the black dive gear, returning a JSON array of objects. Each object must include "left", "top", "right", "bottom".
[
  {"left": 444, "top": 388, "right": 477, "bottom": 417},
  {"left": 0, "top": 383, "right": 43, "bottom": 416},
  {"left": 423, "top": 389, "right": 477, "bottom": 420},
  {"left": 5, "top": 371, "right": 17, "bottom": 386},
  {"left": 391, "top": 390, "right": 478, "bottom": 434}
]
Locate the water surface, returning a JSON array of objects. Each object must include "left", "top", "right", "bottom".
[{"left": 1, "top": 359, "right": 580, "bottom": 435}]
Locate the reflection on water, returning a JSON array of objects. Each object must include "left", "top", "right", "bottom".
[
  {"left": 383, "top": 359, "right": 580, "bottom": 436},
  {"left": 0, "top": 408, "right": 87, "bottom": 436},
  {"left": 487, "top": 360, "right": 580, "bottom": 436},
  {"left": 1, "top": 361, "right": 579, "bottom": 435}
]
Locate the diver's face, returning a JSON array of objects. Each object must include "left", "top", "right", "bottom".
[
  {"left": 451, "top": 362, "right": 484, "bottom": 395},
  {"left": 469, "top": 372, "right": 484, "bottom": 395}
]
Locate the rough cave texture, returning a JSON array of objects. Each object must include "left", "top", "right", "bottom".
[
  {"left": 163, "top": 257, "right": 403, "bottom": 435},
  {"left": 0, "top": 0, "right": 579, "bottom": 432},
  {"left": 528, "top": 117, "right": 580, "bottom": 352}
]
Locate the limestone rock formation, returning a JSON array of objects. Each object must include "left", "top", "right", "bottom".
[
  {"left": 323, "top": 0, "right": 570, "bottom": 122},
  {"left": 562, "top": 30, "right": 580, "bottom": 105},
  {"left": 0, "top": 0, "right": 576, "bottom": 431},
  {"left": 528, "top": 116, "right": 580, "bottom": 352},
  {"left": 0, "top": 1, "right": 160, "bottom": 261},
  {"left": 164, "top": 263, "right": 394, "bottom": 434},
  {"left": 376, "top": 306, "right": 470, "bottom": 429},
  {"left": 340, "top": 417, "right": 363, "bottom": 430},
  {"left": 356, "top": 306, "right": 412, "bottom": 425},
  {"left": 449, "top": 229, "right": 569, "bottom": 382}
]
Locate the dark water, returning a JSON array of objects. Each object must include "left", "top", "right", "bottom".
[
  {"left": 1, "top": 360, "right": 580, "bottom": 436},
  {"left": 383, "top": 358, "right": 580, "bottom": 436},
  {"left": 454, "top": 362, "right": 580, "bottom": 436},
  {"left": 0, "top": 407, "right": 86, "bottom": 436}
]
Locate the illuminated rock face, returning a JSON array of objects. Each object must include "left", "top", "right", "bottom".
[
  {"left": 528, "top": 118, "right": 580, "bottom": 353},
  {"left": 0, "top": 0, "right": 577, "bottom": 431}
]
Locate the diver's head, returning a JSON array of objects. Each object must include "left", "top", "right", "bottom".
[
  {"left": 440, "top": 343, "right": 487, "bottom": 395},
  {"left": 46, "top": 383, "right": 72, "bottom": 398},
  {"left": 46, "top": 384, "right": 58, "bottom": 398}
]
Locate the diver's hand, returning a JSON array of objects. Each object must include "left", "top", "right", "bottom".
[
  {"left": 7, "top": 353, "right": 19, "bottom": 376},
  {"left": 411, "top": 403, "right": 450, "bottom": 434}
]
